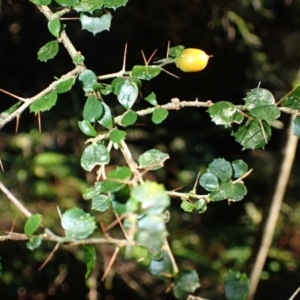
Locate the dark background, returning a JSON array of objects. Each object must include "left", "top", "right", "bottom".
[{"left": 1, "top": 0, "right": 300, "bottom": 299}]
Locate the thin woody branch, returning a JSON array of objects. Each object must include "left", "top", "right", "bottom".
[{"left": 0, "top": 67, "right": 83, "bottom": 129}]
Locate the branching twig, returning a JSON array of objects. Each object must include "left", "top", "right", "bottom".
[
  {"left": 119, "top": 140, "right": 142, "bottom": 185},
  {"left": 0, "top": 180, "right": 32, "bottom": 218},
  {"left": 288, "top": 286, "right": 300, "bottom": 300},
  {"left": 247, "top": 115, "right": 298, "bottom": 300},
  {"left": 39, "top": 243, "right": 60, "bottom": 271},
  {"left": 0, "top": 67, "right": 83, "bottom": 129},
  {"left": 101, "top": 247, "right": 120, "bottom": 281},
  {"left": 36, "top": 6, "right": 79, "bottom": 59},
  {"left": 163, "top": 238, "right": 179, "bottom": 274},
  {"left": 168, "top": 190, "right": 209, "bottom": 201}
]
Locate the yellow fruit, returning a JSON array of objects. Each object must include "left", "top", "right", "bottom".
[{"left": 175, "top": 48, "right": 210, "bottom": 72}]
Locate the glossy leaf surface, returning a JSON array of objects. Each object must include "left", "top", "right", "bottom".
[
  {"left": 80, "top": 13, "right": 112, "bottom": 35},
  {"left": 138, "top": 149, "right": 169, "bottom": 170},
  {"left": 24, "top": 214, "right": 42, "bottom": 237},
  {"left": 26, "top": 236, "right": 42, "bottom": 251},
  {"left": 224, "top": 270, "right": 250, "bottom": 300},
  {"left": 73, "top": 0, "right": 104, "bottom": 13},
  {"left": 145, "top": 92, "right": 158, "bottom": 106},
  {"left": 119, "top": 110, "right": 138, "bottom": 127},
  {"left": 132, "top": 65, "right": 161, "bottom": 81},
  {"left": 78, "top": 120, "right": 97, "bottom": 137},
  {"left": 232, "top": 119, "right": 271, "bottom": 150},
  {"left": 101, "top": 166, "right": 131, "bottom": 193},
  {"left": 109, "top": 129, "right": 126, "bottom": 143},
  {"left": 98, "top": 102, "right": 113, "bottom": 129},
  {"left": 83, "top": 96, "right": 103, "bottom": 122},
  {"left": 48, "top": 18, "right": 61, "bottom": 38},
  {"left": 152, "top": 107, "right": 168, "bottom": 124},
  {"left": 61, "top": 207, "right": 96, "bottom": 239},
  {"left": 38, "top": 40, "right": 59, "bottom": 62},
  {"left": 173, "top": 270, "right": 200, "bottom": 300},
  {"left": 78, "top": 70, "right": 98, "bottom": 92},
  {"left": 56, "top": 76, "right": 76, "bottom": 93},
  {"left": 30, "top": 91, "right": 58, "bottom": 114},
  {"left": 207, "top": 158, "right": 232, "bottom": 182},
  {"left": 81, "top": 144, "right": 110, "bottom": 171},
  {"left": 208, "top": 101, "right": 243, "bottom": 127},
  {"left": 84, "top": 245, "right": 96, "bottom": 279}
]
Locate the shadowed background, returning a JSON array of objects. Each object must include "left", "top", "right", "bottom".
[{"left": 1, "top": 0, "right": 300, "bottom": 299}]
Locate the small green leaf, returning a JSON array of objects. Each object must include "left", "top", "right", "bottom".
[
  {"left": 112, "top": 198, "right": 127, "bottom": 215},
  {"left": 73, "top": 0, "right": 104, "bottom": 13},
  {"left": 232, "top": 119, "right": 271, "bottom": 150},
  {"left": 100, "top": 85, "right": 113, "bottom": 95},
  {"left": 109, "top": 129, "right": 126, "bottom": 143},
  {"left": 224, "top": 270, "right": 250, "bottom": 300},
  {"left": 26, "top": 236, "right": 42, "bottom": 251},
  {"left": 219, "top": 182, "right": 247, "bottom": 202},
  {"left": 207, "top": 101, "right": 243, "bottom": 127},
  {"left": 56, "top": 76, "right": 76, "bottom": 93},
  {"left": 209, "top": 189, "right": 227, "bottom": 201},
  {"left": 80, "top": 13, "right": 112, "bottom": 35},
  {"left": 78, "top": 120, "right": 97, "bottom": 137},
  {"left": 92, "top": 194, "right": 112, "bottom": 212},
  {"left": 48, "top": 18, "right": 61, "bottom": 38},
  {"left": 138, "top": 149, "right": 169, "bottom": 170},
  {"left": 78, "top": 69, "right": 98, "bottom": 92},
  {"left": 244, "top": 88, "right": 275, "bottom": 109},
  {"left": 0, "top": 102, "right": 22, "bottom": 120},
  {"left": 250, "top": 105, "right": 280, "bottom": 121},
  {"left": 81, "top": 143, "right": 110, "bottom": 171},
  {"left": 207, "top": 158, "right": 232, "bottom": 182},
  {"left": 55, "top": 0, "right": 77, "bottom": 6},
  {"left": 30, "top": 91, "right": 58, "bottom": 114},
  {"left": 232, "top": 160, "right": 248, "bottom": 178},
  {"left": 24, "top": 214, "right": 42, "bottom": 237},
  {"left": 145, "top": 92, "right": 158, "bottom": 106},
  {"left": 73, "top": 54, "right": 85, "bottom": 64},
  {"left": 148, "top": 251, "right": 173, "bottom": 279},
  {"left": 181, "top": 200, "right": 195, "bottom": 212},
  {"left": 61, "top": 207, "right": 96, "bottom": 239},
  {"left": 84, "top": 245, "right": 96, "bottom": 279},
  {"left": 132, "top": 65, "right": 161, "bottom": 81},
  {"left": 30, "top": 0, "right": 51, "bottom": 5},
  {"left": 83, "top": 182, "right": 102, "bottom": 200},
  {"left": 292, "top": 116, "right": 300, "bottom": 138},
  {"left": 152, "top": 107, "right": 168, "bottom": 124},
  {"left": 173, "top": 270, "right": 200, "bottom": 300},
  {"left": 119, "top": 110, "right": 138, "bottom": 127},
  {"left": 281, "top": 86, "right": 300, "bottom": 109},
  {"left": 131, "top": 181, "right": 170, "bottom": 214},
  {"left": 98, "top": 102, "right": 113, "bottom": 129},
  {"left": 104, "top": 0, "right": 128, "bottom": 9},
  {"left": 93, "top": 83, "right": 103, "bottom": 91},
  {"left": 169, "top": 45, "right": 185, "bottom": 57},
  {"left": 101, "top": 166, "right": 131, "bottom": 192},
  {"left": 112, "top": 78, "right": 139, "bottom": 109},
  {"left": 195, "top": 199, "right": 207, "bottom": 213},
  {"left": 244, "top": 88, "right": 280, "bottom": 121},
  {"left": 83, "top": 96, "right": 103, "bottom": 122},
  {"left": 136, "top": 214, "right": 167, "bottom": 250},
  {"left": 199, "top": 173, "right": 219, "bottom": 192},
  {"left": 38, "top": 40, "right": 59, "bottom": 62}
]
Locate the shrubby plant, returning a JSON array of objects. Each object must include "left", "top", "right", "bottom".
[{"left": 1, "top": 1, "right": 300, "bottom": 299}]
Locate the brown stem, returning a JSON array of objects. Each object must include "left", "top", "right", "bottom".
[{"left": 248, "top": 115, "right": 298, "bottom": 299}]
